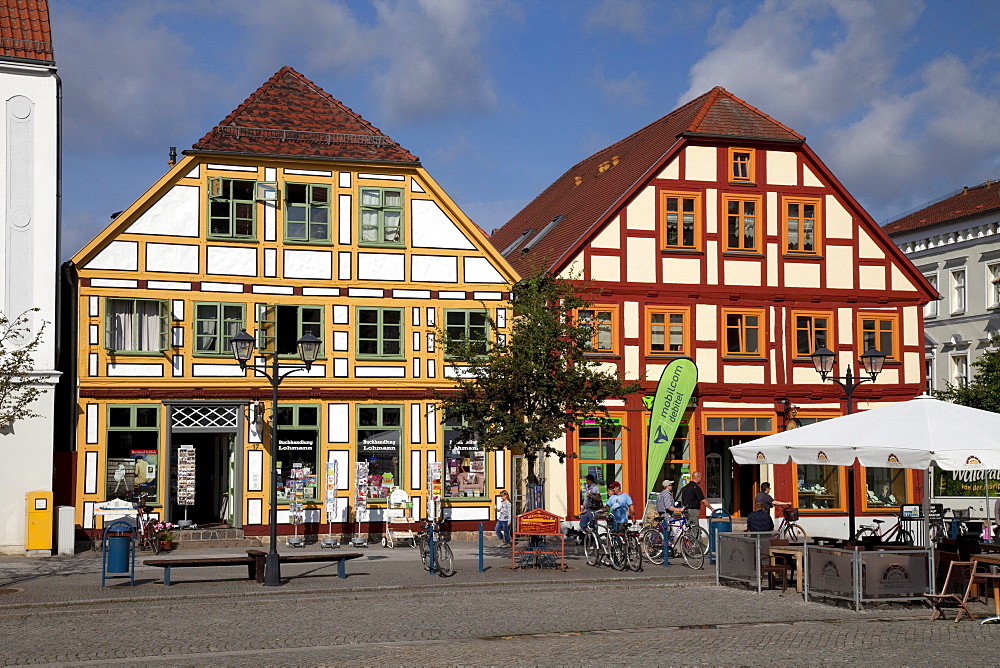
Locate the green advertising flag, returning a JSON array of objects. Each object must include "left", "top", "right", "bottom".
[{"left": 646, "top": 358, "right": 698, "bottom": 497}]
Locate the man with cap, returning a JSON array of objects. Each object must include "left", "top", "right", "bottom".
[
  {"left": 655, "top": 479, "right": 684, "bottom": 518},
  {"left": 579, "top": 473, "right": 603, "bottom": 532}
]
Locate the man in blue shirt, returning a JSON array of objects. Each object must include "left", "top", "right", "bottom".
[{"left": 605, "top": 481, "right": 633, "bottom": 529}]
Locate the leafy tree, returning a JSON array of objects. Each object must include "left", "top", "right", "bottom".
[
  {"left": 934, "top": 342, "right": 1000, "bottom": 413},
  {"left": 0, "top": 309, "right": 48, "bottom": 429},
  {"left": 436, "top": 269, "right": 640, "bottom": 501}
]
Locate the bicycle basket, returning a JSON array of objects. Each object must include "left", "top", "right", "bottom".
[{"left": 782, "top": 507, "right": 799, "bottom": 521}]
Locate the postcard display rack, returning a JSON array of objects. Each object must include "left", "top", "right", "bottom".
[
  {"left": 350, "top": 461, "right": 369, "bottom": 547},
  {"left": 176, "top": 445, "right": 195, "bottom": 528},
  {"left": 286, "top": 464, "right": 312, "bottom": 548},
  {"left": 321, "top": 460, "right": 341, "bottom": 548}
]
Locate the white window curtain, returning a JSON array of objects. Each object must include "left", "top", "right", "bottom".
[{"left": 111, "top": 300, "right": 160, "bottom": 351}]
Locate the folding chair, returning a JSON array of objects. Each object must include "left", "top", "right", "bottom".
[{"left": 925, "top": 560, "right": 976, "bottom": 622}]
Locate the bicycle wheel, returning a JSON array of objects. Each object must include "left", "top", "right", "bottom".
[
  {"left": 896, "top": 528, "right": 914, "bottom": 545},
  {"left": 625, "top": 534, "right": 643, "bottom": 571},
  {"left": 418, "top": 536, "right": 430, "bottom": 570},
  {"left": 150, "top": 535, "right": 161, "bottom": 555},
  {"left": 608, "top": 533, "right": 627, "bottom": 571},
  {"left": 641, "top": 528, "right": 664, "bottom": 565},
  {"left": 681, "top": 534, "right": 706, "bottom": 570},
  {"left": 851, "top": 527, "right": 878, "bottom": 541},
  {"left": 435, "top": 542, "right": 455, "bottom": 577},
  {"left": 583, "top": 531, "right": 600, "bottom": 566},
  {"left": 782, "top": 523, "right": 807, "bottom": 542}
]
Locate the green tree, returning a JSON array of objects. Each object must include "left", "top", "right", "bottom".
[
  {"left": 934, "top": 342, "right": 1000, "bottom": 413},
  {"left": 436, "top": 269, "right": 640, "bottom": 503},
  {"left": 0, "top": 309, "right": 48, "bottom": 429}
]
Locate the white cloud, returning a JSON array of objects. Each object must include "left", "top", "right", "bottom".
[
  {"left": 584, "top": 0, "right": 653, "bottom": 38},
  {"left": 593, "top": 66, "right": 647, "bottom": 106}
]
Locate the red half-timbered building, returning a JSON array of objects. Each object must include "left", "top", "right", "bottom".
[{"left": 490, "top": 87, "right": 934, "bottom": 534}]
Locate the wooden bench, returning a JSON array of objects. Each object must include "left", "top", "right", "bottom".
[
  {"left": 246, "top": 550, "right": 364, "bottom": 580},
  {"left": 143, "top": 555, "right": 257, "bottom": 586}
]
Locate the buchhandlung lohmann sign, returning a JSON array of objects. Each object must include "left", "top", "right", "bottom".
[{"left": 645, "top": 358, "right": 697, "bottom": 497}]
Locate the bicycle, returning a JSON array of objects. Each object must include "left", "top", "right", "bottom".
[
  {"left": 581, "top": 512, "right": 625, "bottom": 570},
  {"left": 928, "top": 506, "right": 951, "bottom": 543},
  {"left": 129, "top": 493, "right": 164, "bottom": 554},
  {"left": 639, "top": 513, "right": 706, "bottom": 569},
  {"left": 415, "top": 517, "right": 455, "bottom": 577},
  {"left": 851, "top": 516, "right": 914, "bottom": 544},
  {"left": 776, "top": 506, "right": 807, "bottom": 542}
]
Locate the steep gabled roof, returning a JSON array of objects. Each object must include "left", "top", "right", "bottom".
[
  {"left": 191, "top": 66, "right": 418, "bottom": 163},
  {"left": 490, "top": 87, "right": 803, "bottom": 274},
  {"left": 883, "top": 179, "right": 1000, "bottom": 236},
  {"left": 0, "top": 0, "right": 53, "bottom": 63}
]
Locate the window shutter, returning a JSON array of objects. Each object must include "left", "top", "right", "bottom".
[
  {"left": 158, "top": 300, "right": 170, "bottom": 351},
  {"left": 258, "top": 303, "right": 277, "bottom": 354},
  {"left": 208, "top": 177, "right": 223, "bottom": 198},
  {"left": 104, "top": 298, "right": 114, "bottom": 350}
]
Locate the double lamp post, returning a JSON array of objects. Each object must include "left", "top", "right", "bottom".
[{"left": 230, "top": 328, "right": 321, "bottom": 587}]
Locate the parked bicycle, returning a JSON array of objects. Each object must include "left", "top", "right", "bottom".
[
  {"left": 416, "top": 517, "right": 455, "bottom": 577},
  {"left": 581, "top": 512, "right": 625, "bottom": 570},
  {"left": 639, "top": 513, "right": 706, "bottom": 569},
  {"left": 776, "top": 506, "right": 807, "bottom": 542},
  {"left": 851, "top": 516, "right": 913, "bottom": 544},
  {"left": 127, "top": 493, "right": 166, "bottom": 554},
  {"left": 928, "top": 506, "right": 951, "bottom": 543}
]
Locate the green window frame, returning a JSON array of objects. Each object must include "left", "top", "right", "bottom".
[
  {"left": 445, "top": 309, "right": 489, "bottom": 358},
  {"left": 258, "top": 304, "right": 324, "bottom": 357},
  {"left": 208, "top": 177, "right": 256, "bottom": 239},
  {"left": 276, "top": 404, "right": 320, "bottom": 503},
  {"left": 357, "top": 404, "right": 403, "bottom": 501},
  {"left": 356, "top": 307, "right": 404, "bottom": 359},
  {"left": 359, "top": 187, "right": 404, "bottom": 246},
  {"left": 194, "top": 302, "right": 245, "bottom": 356},
  {"left": 284, "top": 183, "right": 331, "bottom": 243},
  {"left": 105, "top": 298, "right": 169, "bottom": 353},
  {"left": 106, "top": 404, "right": 160, "bottom": 503}
]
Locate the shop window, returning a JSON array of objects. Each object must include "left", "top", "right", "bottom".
[
  {"left": 357, "top": 405, "right": 403, "bottom": 500},
  {"left": 924, "top": 273, "right": 939, "bottom": 318},
  {"left": 857, "top": 313, "right": 898, "bottom": 360},
  {"left": 356, "top": 307, "right": 404, "bottom": 359},
  {"left": 444, "top": 309, "right": 489, "bottom": 358},
  {"left": 729, "top": 147, "right": 754, "bottom": 183},
  {"left": 574, "top": 416, "right": 624, "bottom": 513},
  {"left": 863, "top": 467, "right": 907, "bottom": 510},
  {"left": 722, "top": 309, "right": 764, "bottom": 357},
  {"left": 259, "top": 304, "right": 324, "bottom": 357},
  {"left": 443, "top": 413, "right": 487, "bottom": 499},
  {"left": 647, "top": 307, "right": 689, "bottom": 356},
  {"left": 207, "top": 177, "right": 256, "bottom": 239},
  {"left": 577, "top": 307, "right": 616, "bottom": 354},
  {"left": 704, "top": 415, "right": 773, "bottom": 434},
  {"left": 194, "top": 302, "right": 245, "bottom": 355},
  {"left": 106, "top": 405, "right": 159, "bottom": 502},
  {"left": 796, "top": 465, "right": 842, "bottom": 510},
  {"left": 723, "top": 195, "right": 760, "bottom": 252},
  {"left": 783, "top": 197, "right": 821, "bottom": 255},
  {"left": 792, "top": 311, "right": 832, "bottom": 358},
  {"left": 275, "top": 405, "right": 320, "bottom": 503},
  {"left": 660, "top": 191, "right": 701, "bottom": 250},
  {"left": 359, "top": 187, "right": 403, "bottom": 246},
  {"left": 284, "top": 183, "right": 331, "bottom": 243},
  {"left": 105, "top": 298, "right": 169, "bottom": 353}
]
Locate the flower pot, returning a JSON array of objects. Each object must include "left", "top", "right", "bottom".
[{"left": 159, "top": 540, "right": 175, "bottom": 551}]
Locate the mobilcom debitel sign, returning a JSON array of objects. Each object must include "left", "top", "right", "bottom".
[{"left": 646, "top": 358, "right": 698, "bottom": 497}]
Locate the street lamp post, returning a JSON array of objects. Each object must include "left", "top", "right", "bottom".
[
  {"left": 231, "top": 329, "right": 321, "bottom": 587},
  {"left": 809, "top": 345, "right": 887, "bottom": 538}
]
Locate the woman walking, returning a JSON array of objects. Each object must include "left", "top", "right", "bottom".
[{"left": 496, "top": 490, "right": 512, "bottom": 547}]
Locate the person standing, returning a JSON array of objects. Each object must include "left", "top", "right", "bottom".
[
  {"left": 605, "top": 481, "right": 634, "bottom": 530},
  {"left": 755, "top": 482, "right": 790, "bottom": 512},
  {"left": 579, "top": 473, "right": 603, "bottom": 532},
  {"left": 495, "top": 490, "right": 512, "bottom": 547},
  {"left": 655, "top": 479, "right": 683, "bottom": 517},
  {"left": 679, "top": 471, "right": 713, "bottom": 529}
]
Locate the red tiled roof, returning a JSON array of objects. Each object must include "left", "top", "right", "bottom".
[
  {"left": 192, "top": 67, "right": 418, "bottom": 163},
  {"left": 489, "top": 87, "right": 803, "bottom": 275},
  {"left": 0, "top": 0, "right": 53, "bottom": 63},
  {"left": 883, "top": 180, "right": 1000, "bottom": 236}
]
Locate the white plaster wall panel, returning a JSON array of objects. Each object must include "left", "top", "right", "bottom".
[
  {"left": 334, "top": 358, "right": 348, "bottom": 377},
  {"left": 837, "top": 308, "right": 853, "bottom": 345},
  {"left": 328, "top": 403, "right": 349, "bottom": 442},
  {"left": 207, "top": 246, "right": 256, "bottom": 276},
  {"left": 355, "top": 366, "right": 406, "bottom": 378},
  {"left": 126, "top": 185, "right": 199, "bottom": 236},
  {"left": 90, "top": 278, "right": 138, "bottom": 288},
  {"left": 656, "top": 158, "right": 679, "bottom": 180},
  {"left": 186, "top": 165, "right": 200, "bottom": 178},
  {"left": 251, "top": 285, "right": 293, "bottom": 294},
  {"left": 339, "top": 172, "right": 351, "bottom": 188},
  {"left": 284, "top": 169, "right": 330, "bottom": 177},
  {"left": 595, "top": 361, "right": 619, "bottom": 375},
  {"left": 191, "top": 364, "right": 246, "bottom": 377},
  {"left": 84, "top": 451, "right": 98, "bottom": 493},
  {"left": 875, "top": 368, "right": 899, "bottom": 385},
  {"left": 444, "top": 365, "right": 475, "bottom": 379},
  {"left": 903, "top": 306, "right": 918, "bottom": 346},
  {"left": 646, "top": 364, "right": 665, "bottom": 382},
  {"left": 411, "top": 450, "right": 422, "bottom": 489},
  {"left": 264, "top": 201, "right": 276, "bottom": 242},
  {"left": 766, "top": 243, "right": 779, "bottom": 286},
  {"left": 86, "top": 404, "right": 99, "bottom": 443},
  {"left": 494, "top": 451, "right": 505, "bottom": 488},
  {"left": 444, "top": 507, "right": 490, "bottom": 521},
  {"left": 695, "top": 349, "right": 718, "bottom": 382},
  {"left": 826, "top": 246, "right": 854, "bottom": 289},
  {"left": 338, "top": 195, "right": 351, "bottom": 244},
  {"left": 590, "top": 254, "right": 620, "bottom": 282},
  {"left": 793, "top": 366, "right": 825, "bottom": 384},
  {"left": 88, "top": 296, "right": 99, "bottom": 317},
  {"left": 148, "top": 280, "right": 191, "bottom": 290},
  {"left": 624, "top": 301, "right": 639, "bottom": 339},
  {"left": 859, "top": 265, "right": 886, "bottom": 290},
  {"left": 464, "top": 257, "right": 506, "bottom": 284},
  {"left": 284, "top": 249, "right": 333, "bottom": 280},
  {"left": 706, "top": 239, "right": 719, "bottom": 284},
  {"left": 85, "top": 240, "right": 138, "bottom": 271},
  {"left": 696, "top": 304, "right": 717, "bottom": 341},
  {"left": 723, "top": 260, "right": 762, "bottom": 286},
  {"left": 723, "top": 364, "right": 765, "bottom": 384},
  {"left": 473, "top": 291, "right": 502, "bottom": 300},
  {"left": 412, "top": 357, "right": 421, "bottom": 377},
  {"left": 88, "top": 353, "right": 97, "bottom": 376},
  {"left": 684, "top": 146, "right": 717, "bottom": 181},
  {"left": 426, "top": 403, "right": 438, "bottom": 443},
  {"left": 592, "top": 217, "right": 621, "bottom": 248},
  {"left": 395, "top": 290, "right": 431, "bottom": 299},
  {"left": 766, "top": 151, "right": 798, "bottom": 186},
  {"left": 783, "top": 262, "right": 821, "bottom": 288},
  {"left": 439, "top": 291, "right": 464, "bottom": 299},
  {"left": 825, "top": 196, "right": 853, "bottom": 238},
  {"left": 145, "top": 243, "right": 199, "bottom": 274},
  {"left": 246, "top": 499, "right": 262, "bottom": 525},
  {"left": 338, "top": 252, "right": 351, "bottom": 280},
  {"left": 264, "top": 248, "right": 277, "bottom": 277},
  {"left": 171, "top": 326, "right": 183, "bottom": 346},
  {"left": 333, "top": 305, "right": 349, "bottom": 324},
  {"left": 349, "top": 288, "right": 383, "bottom": 298},
  {"left": 333, "top": 331, "right": 348, "bottom": 351},
  {"left": 904, "top": 351, "right": 921, "bottom": 383},
  {"left": 766, "top": 191, "right": 778, "bottom": 236},
  {"left": 360, "top": 173, "right": 404, "bottom": 181},
  {"left": 411, "top": 179, "right": 425, "bottom": 193},
  {"left": 264, "top": 168, "right": 278, "bottom": 181},
  {"left": 411, "top": 199, "right": 475, "bottom": 249},
  {"left": 857, "top": 229, "right": 884, "bottom": 259},
  {"left": 803, "top": 165, "right": 822, "bottom": 187},
  {"left": 172, "top": 355, "right": 183, "bottom": 376},
  {"left": 358, "top": 253, "right": 404, "bottom": 281},
  {"left": 705, "top": 189, "right": 718, "bottom": 234},
  {"left": 207, "top": 164, "right": 256, "bottom": 172},
  {"left": 427, "top": 359, "right": 436, "bottom": 377},
  {"left": 624, "top": 345, "right": 639, "bottom": 380},
  {"left": 625, "top": 237, "right": 656, "bottom": 282},
  {"left": 661, "top": 257, "right": 701, "bottom": 284},
  {"left": 201, "top": 282, "right": 244, "bottom": 292},
  {"left": 304, "top": 287, "right": 340, "bottom": 297},
  {"left": 410, "top": 403, "right": 422, "bottom": 443},
  {"left": 88, "top": 324, "right": 98, "bottom": 345},
  {"left": 411, "top": 255, "right": 458, "bottom": 282},
  {"left": 625, "top": 187, "right": 655, "bottom": 230},
  {"left": 891, "top": 264, "right": 916, "bottom": 291},
  {"left": 559, "top": 252, "right": 584, "bottom": 279},
  {"left": 107, "top": 363, "right": 163, "bottom": 377}
]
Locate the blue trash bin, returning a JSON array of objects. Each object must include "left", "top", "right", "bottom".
[
  {"left": 106, "top": 530, "right": 132, "bottom": 574},
  {"left": 709, "top": 508, "right": 732, "bottom": 563}
]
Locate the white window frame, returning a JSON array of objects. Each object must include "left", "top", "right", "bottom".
[
  {"left": 987, "top": 262, "right": 1000, "bottom": 309},
  {"left": 951, "top": 268, "right": 966, "bottom": 315},
  {"left": 923, "top": 273, "right": 938, "bottom": 319},
  {"left": 951, "top": 352, "right": 969, "bottom": 387},
  {"left": 924, "top": 354, "right": 935, "bottom": 393}
]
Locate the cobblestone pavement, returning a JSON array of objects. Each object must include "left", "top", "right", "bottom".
[{"left": 1, "top": 542, "right": 998, "bottom": 665}]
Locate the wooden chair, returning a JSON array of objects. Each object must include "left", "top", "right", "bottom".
[
  {"left": 925, "top": 560, "right": 976, "bottom": 621},
  {"left": 761, "top": 553, "right": 793, "bottom": 591}
]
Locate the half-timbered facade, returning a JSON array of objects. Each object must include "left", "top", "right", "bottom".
[
  {"left": 491, "top": 87, "right": 934, "bottom": 534},
  {"left": 66, "top": 68, "right": 516, "bottom": 539}
]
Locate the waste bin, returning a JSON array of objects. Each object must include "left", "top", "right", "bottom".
[
  {"left": 105, "top": 523, "right": 133, "bottom": 574},
  {"left": 709, "top": 508, "right": 732, "bottom": 563}
]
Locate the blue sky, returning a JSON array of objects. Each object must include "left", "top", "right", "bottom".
[{"left": 51, "top": 0, "right": 1000, "bottom": 260}]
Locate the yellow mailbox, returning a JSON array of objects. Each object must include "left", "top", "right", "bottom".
[{"left": 25, "top": 491, "right": 53, "bottom": 552}]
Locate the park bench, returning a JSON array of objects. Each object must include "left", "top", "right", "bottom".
[
  {"left": 246, "top": 549, "right": 364, "bottom": 580},
  {"left": 143, "top": 554, "right": 257, "bottom": 586}
]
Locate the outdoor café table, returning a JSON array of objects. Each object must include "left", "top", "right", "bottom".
[
  {"left": 971, "top": 554, "right": 1000, "bottom": 624},
  {"left": 770, "top": 545, "right": 804, "bottom": 593}
]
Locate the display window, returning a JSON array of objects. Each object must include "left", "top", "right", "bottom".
[
  {"left": 574, "top": 416, "right": 624, "bottom": 513},
  {"left": 443, "top": 413, "right": 486, "bottom": 499},
  {"left": 794, "top": 465, "right": 844, "bottom": 510},
  {"left": 357, "top": 405, "right": 403, "bottom": 500},
  {"left": 863, "top": 467, "right": 908, "bottom": 510},
  {"left": 106, "top": 405, "right": 160, "bottom": 502},
  {"left": 276, "top": 405, "right": 319, "bottom": 502},
  {"left": 933, "top": 465, "right": 1000, "bottom": 498}
]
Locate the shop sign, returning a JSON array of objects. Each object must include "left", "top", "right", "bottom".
[
  {"left": 645, "top": 358, "right": 697, "bottom": 496},
  {"left": 358, "top": 429, "right": 401, "bottom": 453},
  {"left": 516, "top": 509, "right": 561, "bottom": 535}
]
